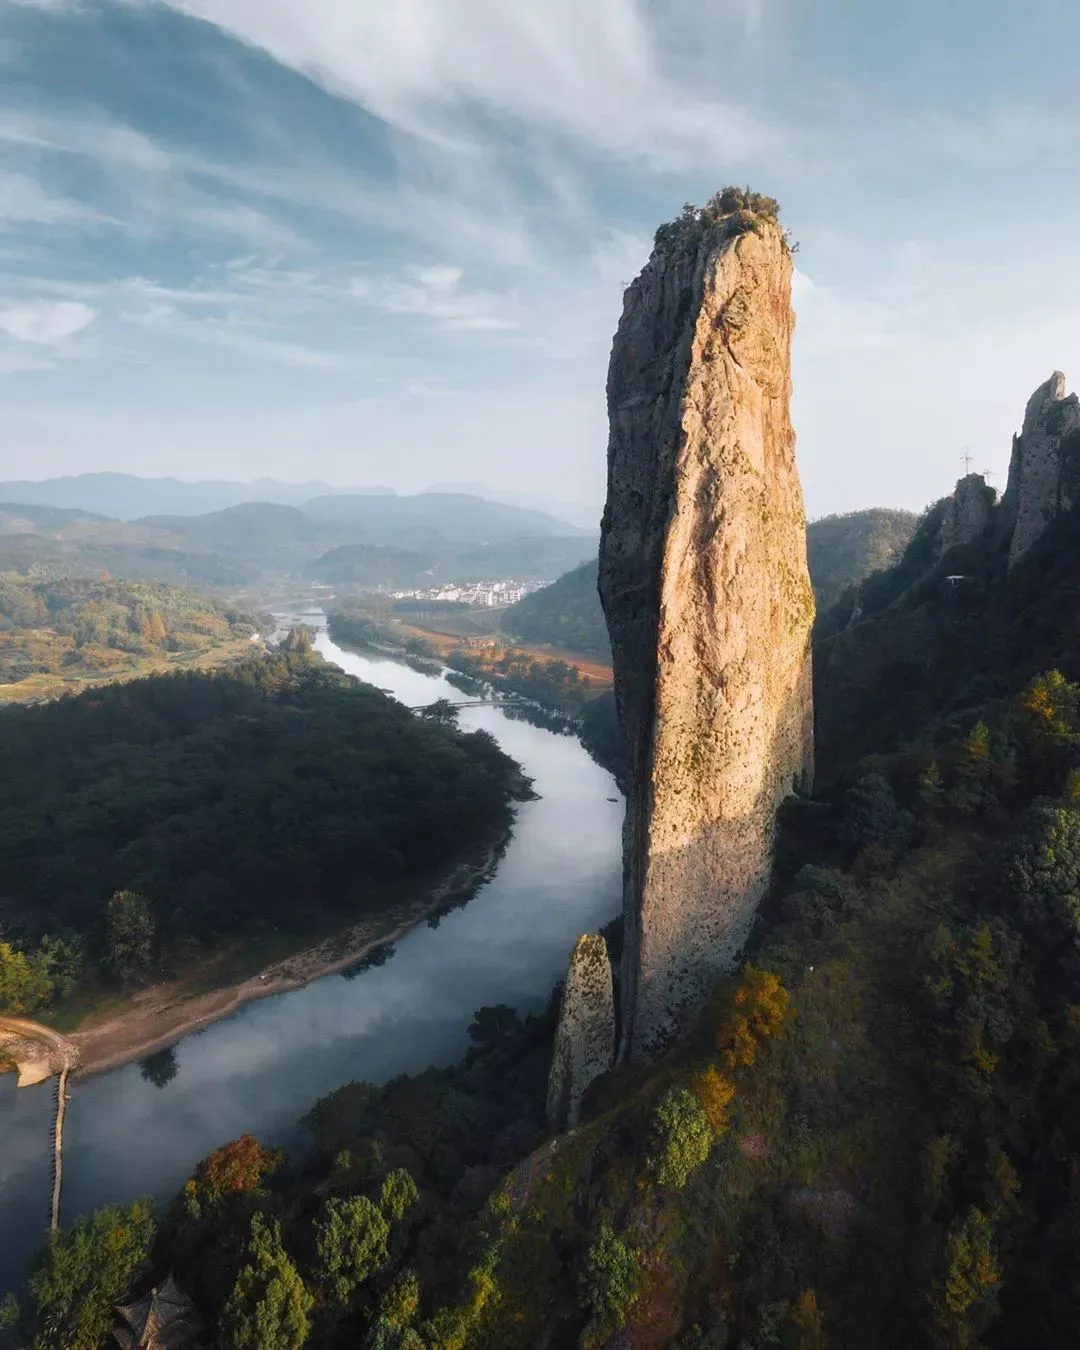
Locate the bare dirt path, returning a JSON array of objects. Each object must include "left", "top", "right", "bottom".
[
  {"left": 65, "top": 844, "right": 500, "bottom": 1078},
  {"left": 0, "top": 1015, "right": 80, "bottom": 1087}
]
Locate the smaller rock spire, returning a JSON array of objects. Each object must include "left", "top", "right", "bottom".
[
  {"left": 937, "top": 473, "right": 995, "bottom": 557},
  {"left": 546, "top": 934, "right": 615, "bottom": 1132}
]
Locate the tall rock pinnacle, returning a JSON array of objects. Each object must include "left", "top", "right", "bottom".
[{"left": 599, "top": 191, "right": 815, "bottom": 1060}]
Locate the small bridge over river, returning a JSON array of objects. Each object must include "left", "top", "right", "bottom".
[
  {"left": 406, "top": 700, "right": 492, "bottom": 712},
  {"left": 0, "top": 1016, "right": 80, "bottom": 1231}
]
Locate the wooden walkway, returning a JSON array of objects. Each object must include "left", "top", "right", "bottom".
[{"left": 50, "top": 1067, "right": 70, "bottom": 1230}]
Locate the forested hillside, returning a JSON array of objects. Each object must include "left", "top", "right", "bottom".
[
  {"left": 0, "top": 575, "right": 259, "bottom": 699},
  {"left": 501, "top": 560, "right": 609, "bottom": 657},
  {"left": 502, "top": 511, "right": 918, "bottom": 661},
  {"left": 806, "top": 507, "right": 918, "bottom": 611},
  {"left": 0, "top": 643, "right": 529, "bottom": 1019},
  {"left": 16, "top": 473, "right": 1080, "bottom": 1349}
]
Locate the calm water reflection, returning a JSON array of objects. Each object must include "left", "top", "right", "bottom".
[{"left": 0, "top": 623, "right": 622, "bottom": 1293}]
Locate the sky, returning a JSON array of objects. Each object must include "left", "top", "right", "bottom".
[{"left": 1, "top": 0, "right": 1080, "bottom": 517}]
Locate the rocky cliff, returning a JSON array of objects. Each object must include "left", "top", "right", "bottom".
[
  {"left": 1001, "top": 371, "right": 1080, "bottom": 569},
  {"left": 598, "top": 192, "right": 815, "bottom": 1060},
  {"left": 814, "top": 371, "right": 1080, "bottom": 784}
]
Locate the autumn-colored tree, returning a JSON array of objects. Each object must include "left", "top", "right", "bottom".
[
  {"left": 715, "top": 966, "right": 792, "bottom": 1071},
  {"left": 1019, "top": 670, "right": 1079, "bottom": 735},
  {"left": 691, "top": 1065, "right": 736, "bottom": 1136},
  {"left": 190, "top": 1134, "right": 283, "bottom": 1201},
  {"left": 789, "top": 1288, "right": 827, "bottom": 1349}
]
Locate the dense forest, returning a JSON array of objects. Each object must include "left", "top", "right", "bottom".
[
  {"left": 0, "top": 574, "right": 259, "bottom": 694},
  {"left": 0, "top": 640, "right": 529, "bottom": 1017}
]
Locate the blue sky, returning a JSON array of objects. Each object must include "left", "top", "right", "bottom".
[{"left": 1, "top": 0, "right": 1079, "bottom": 515}]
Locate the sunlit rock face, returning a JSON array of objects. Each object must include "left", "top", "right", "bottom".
[
  {"left": 599, "top": 203, "right": 814, "bottom": 1061},
  {"left": 546, "top": 934, "right": 615, "bottom": 1131},
  {"left": 1002, "top": 372, "right": 1080, "bottom": 569}
]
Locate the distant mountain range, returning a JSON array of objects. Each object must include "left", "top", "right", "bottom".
[
  {"left": 425, "top": 481, "right": 602, "bottom": 533},
  {"left": 0, "top": 472, "right": 597, "bottom": 532},
  {"left": 0, "top": 473, "right": 377, "bottom": 520},
  {"left": 0, "top": 488, "right": 597, "bottom": 593}
]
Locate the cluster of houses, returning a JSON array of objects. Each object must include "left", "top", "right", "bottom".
[{"left": 389, "top": 579, "right": 548, "bottom": 608}]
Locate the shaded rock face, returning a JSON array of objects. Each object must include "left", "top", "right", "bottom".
[
  {"left": 599, "top": 211, "right": 814, "bottom": 1061},
  {"left": 546, "top": 934, "right": 615, "bottom": 1131},
  {"left": 1002, "top": 372, "right": 1080, "bottom": 568},
  {"left": 938, "top": 474, "right": 996, "bottom": 558}
]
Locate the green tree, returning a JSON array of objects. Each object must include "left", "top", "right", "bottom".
[
  {"left": 314, "top": 1195, "right": 390, "bottom": 1308},
  {"left": 421, "top": 698, "right": 460, "bottom": 726},
  {"left": 380, "top": 1168, "right": 420, "bottom": 1223},
  {"left": 105, "top": 890, "right": 155, "bottom": 986},
  {"left": 220, "top": 1213, "right": 313, "bottom": 1350},
  {"left": 379, "top": 1269, "right": 421, "bottom": 1328},
  {"left": 466, "top": 1004, "right": 521, "bottom": 1052},
  {"left": 0, "top": 941, "right": 53, "bottom": 1014},
  {"left": 583, "top": 1222, "right": 642, "bottom": 1338},
  {"left": 649, "top": 1086, "right": 714, "bottom": 1189},
  {"left": 25, "top": 1201, "right": 156, "bottom": 1350}
]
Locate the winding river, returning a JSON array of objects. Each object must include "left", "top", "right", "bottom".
[{"left": 0, "top": 618, "right": 623, "bottom": 1295}]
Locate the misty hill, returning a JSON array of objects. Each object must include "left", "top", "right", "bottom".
[
  {"left": 137, "top": 503, "right": 330, "bottom": 566},
  {"left": 0, "top": 473, "right": 381, "bottom": 520},
  {"left": 426, "top": 480, "right": 602, "bottom": 532},
  {"left": 303, "top": 491, "right": 592, "bottom": 544},
  {"left": 0, "top": 490, "right": 595, "bottom": 593}
]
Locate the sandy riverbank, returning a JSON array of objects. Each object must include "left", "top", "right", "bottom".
[{"left": 65, "top": 843, "right": 502, "bottom": 1079}]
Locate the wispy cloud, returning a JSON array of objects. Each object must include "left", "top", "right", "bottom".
[
  {"left": 158, "top": 0, "right": 779, "bottom": 170},
  {"left": 0, "top": 298, "right": 95, "bottom": 342},
  {"left": 350, "top": 264, "right": 517, "bottom": 332},
  {"left": 0, "top": 172, "right": 108, "bottom": 227}
]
